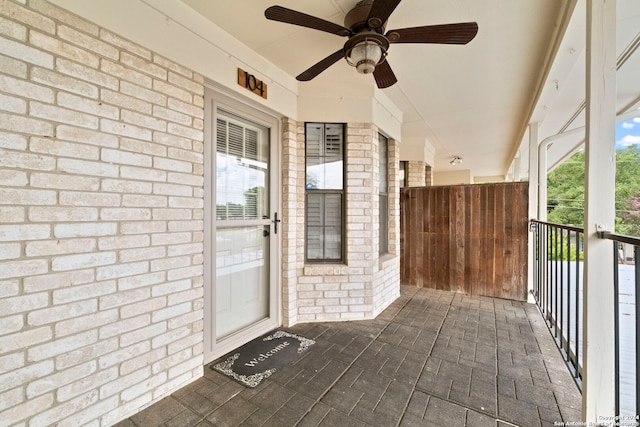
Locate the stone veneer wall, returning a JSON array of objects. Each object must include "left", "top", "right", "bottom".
[
  {"left": 373, "top": 138, "right": 401, "bottom": 316},
  {"left": 281, "top": 121, "right": 400, "bottom": 324},
  {"left": 0, "top": 1, "right": 205, "bottom": 425},
  {"left": 280, "top": 117, "right": 300, "bottom": 326},
  {"left": 0, "top": 1, "right": 402, "bottom": 423},
  {"left": 407, "top": 160, "right": 427, "bottom": 187}
]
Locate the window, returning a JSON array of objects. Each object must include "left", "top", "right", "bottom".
[
  {"left": 216, "top": 114, "right": 268, "bottom": 220},
  {"left": 379, "top": 133, "right": 389, "bottom": 255},
  {"left": 399, "top": 161, "right": 407, "bottom": 188},
  {"left": 305, "top": 123, "right": 344, "bottom": 261}
]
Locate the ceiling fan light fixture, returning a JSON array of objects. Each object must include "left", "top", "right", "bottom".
[
  {"left": 346, "top": 39, "right": 384, "bottom": 74},
  {"left": 264, "top": 3, "right": 478, "bottom": 89}
]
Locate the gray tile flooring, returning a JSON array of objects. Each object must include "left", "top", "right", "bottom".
[{"left": 116, "top": 286, "right": 581, "bottom": 427}]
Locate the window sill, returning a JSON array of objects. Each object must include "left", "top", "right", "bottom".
[
  {"left": 378, "top": 253, "right": 399, "bottom": 269},
  {"left": 303, "top": 264, "right": 349, "bottom": 276}
]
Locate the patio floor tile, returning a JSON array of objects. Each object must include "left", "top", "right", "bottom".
[{"left": 115, "top": 286, "right": 581, "bottom": 427}]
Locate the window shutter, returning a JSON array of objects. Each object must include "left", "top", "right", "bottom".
[
  {"left": 323, "top": 194, "right": 342, "bottom": 259},
  {"left": 306, "top": 194, "right": 324, "bottom": 260},
  {"left": 216, "top": 114, "right": 267, "bottom": 221},
  {"left": 305, "top": 123, "right": 345, "bottom": 261},
  {"left": 379, "top": 134, "right": 389, "bottom": 255},
  {"left": 216, "top": 118, "right": 227, "bottom": 153}
]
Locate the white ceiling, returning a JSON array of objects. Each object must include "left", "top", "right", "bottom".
[{"left": 180, "top": 0, "right": 640, "bottom": 180}]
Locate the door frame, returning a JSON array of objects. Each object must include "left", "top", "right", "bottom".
[{"left": 203, "top": 88, "right": 281, "bottom": 364}]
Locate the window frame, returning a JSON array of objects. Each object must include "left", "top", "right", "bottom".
[
  {"left": 304, "top": 122, "right": 346, "bottom": 263},
  {"left": 399, "top": 160, "right": 407, "bottom": 188},
  {"left": 379, "top": 133, "right": 389, "bottom": 256}
]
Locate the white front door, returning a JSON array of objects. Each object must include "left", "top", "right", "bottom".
[{"left": 204, "top": 91, "right": 280, "bottom": 363}]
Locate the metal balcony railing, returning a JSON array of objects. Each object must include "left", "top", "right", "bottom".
[
  {"left": 531, "top": 220, "right": 640, "bottom": 416},
  {"left": 598, "top": 231, "right": 640, "bottom": 417},
  {"left": 530, "top": 220, "right": 584, "bottom": 389}
]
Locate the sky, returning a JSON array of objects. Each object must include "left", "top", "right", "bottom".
[{"left": 615, "top": 115, "right": 640, "bottom": 149}]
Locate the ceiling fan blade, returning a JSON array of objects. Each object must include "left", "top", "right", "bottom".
[
  {"left": 387, "top": 22, "right": 478, "bottom": 44},
  {"left": 297, "top": 49, "right": 345, "bottom": 82},
  {"left": 265, "top": 6, "right": 352, "bottom": 37},
  {"left": 373, "top": 60, "right": 397, "bottom": 89},
  {"left": 367, "top": 0, "right": 403, "bottom": 29}
]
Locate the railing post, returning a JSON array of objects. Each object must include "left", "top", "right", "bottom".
[
  {"left": 560, "top": 229, "right": 564, "bottom": 341},
  {"left": 567, "top": 230, "right": 572, "bottom": 363},
  {"left": 546, "top": 224, "right": 551, "bottom": 318},
  {"left": 528, "top": 123, "right": 539, "bottom": 302},
  {"left": 530, "top": 221, "right": 586, "bottom": 387},
  {"left": 583, "top": 0, "right": 617, "bottom": 421},
  {"left": 575, "top": 231, "right": 581, "bottom": 382},
  {"left": 635, "top": 246, "right": 640, "bottom": 415},
  {"left": 600, "top": 233, "right": 640, "bottom": 414},
  {"left": 613, "top": 241, "right": 619, "bottom": 416},
  {"left": 531, "top": 221, "right": 539, "bottom": 302}
]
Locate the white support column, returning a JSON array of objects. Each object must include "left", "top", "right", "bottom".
[
  {"left": 537, "top": 130, "right": 548, "bottom": 221},
  {"left": 537, "top": 127, "right": 585, "bottom": 222},
  {"left": 583, "top": 0, "right": 617, "bottom": 421},
  {"left": 512, "top": 153, "right": 522, "bottom": 182},
  {"left": 528, "top": 123, "right": 539, "bottom": 301}
]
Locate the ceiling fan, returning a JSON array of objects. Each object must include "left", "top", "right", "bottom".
[{"left": 264, "top": 0, "right": 478, "bottom": 89}]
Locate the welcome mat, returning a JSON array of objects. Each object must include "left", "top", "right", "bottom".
[{"left": 211, "top": 330, "right": 315, "bottom": 388}]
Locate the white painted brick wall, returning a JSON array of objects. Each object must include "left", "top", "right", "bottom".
[
  {"left": 0, "top": 2, "right": 204, "bottom": 426},
  {"left": 281, "top": 122, "right": 399, "bottom": 324},
  {"left": 407, "top": 160, "right": 428, "bottom": 187},
  {"left": 372, "top": 137, "right": 400, "bottom": 315}
]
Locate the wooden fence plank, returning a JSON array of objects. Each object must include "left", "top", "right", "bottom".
[{"left": 400, "top": 182, "right": 529, "bottom": 301}]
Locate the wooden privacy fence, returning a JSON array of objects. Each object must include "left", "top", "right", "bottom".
[{"left": 400, "top": 182, "right": 529, "bottom": 301}]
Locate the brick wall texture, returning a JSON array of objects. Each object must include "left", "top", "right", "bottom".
[
  {"left": 0, "top": 1, "right": 400, "bottom": 425},
  {"left": 0, "top": 1, "right": 205, "bottom": 425},
  {"left": 280, "top": 122, "right": 400, "bottom": 325},
  {"left": 407, "top": 160, "right": 428, "bottom": 187}
]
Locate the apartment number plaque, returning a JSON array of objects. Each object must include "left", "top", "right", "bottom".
[{"left": 238, "top": 68, "right": 267, "bottom": 99}]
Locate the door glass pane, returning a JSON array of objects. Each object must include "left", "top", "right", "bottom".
[
  {"left": 214, "top": 110, "right": 271, "bottom": 342},
  {"left": 215, "top": 226, "right": 269, "bottom": 339},
  {"left": 216, "top": 113, "right": 269, "bottom": 220}
]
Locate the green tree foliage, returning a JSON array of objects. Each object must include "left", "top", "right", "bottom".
[
  {"left": 542, "top": 229, "right": 584, "bottom": 261},
  {"left": 546, "top": 146, "right": 640, "bottom": 236},
  {"left": 547, "top": 151, "right": 585, "bottom": 226},
  {"left": 616, "top": 147, "right": 640, "bottom": 235}
]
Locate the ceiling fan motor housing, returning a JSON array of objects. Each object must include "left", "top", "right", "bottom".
[
  {"left": 343, "top": 0, "right": 390, "bottom": 73},
  {"left": 344, "top": 0, "right": 386, "bottom": 33}
]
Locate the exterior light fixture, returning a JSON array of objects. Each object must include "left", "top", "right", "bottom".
[
  {"left": 347, "top": 40, "right": 383, "bottom": 74},
  {"left": 450, "top": 156, "right": 463, "bottom": 166},
  {"left": 344, "top": 32, "right": 389, "bottom": 75}
]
